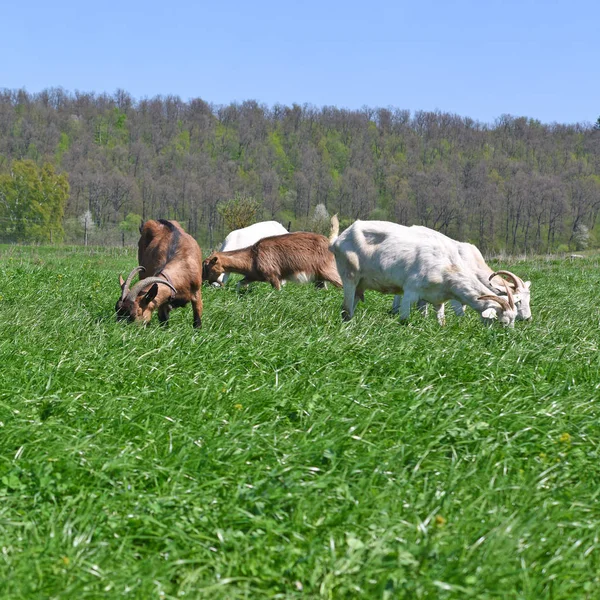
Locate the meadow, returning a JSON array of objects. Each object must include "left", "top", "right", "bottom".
[{"left": 1, "top": 245, "right": 600, "bottom": 599}]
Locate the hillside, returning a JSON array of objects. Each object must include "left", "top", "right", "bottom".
[{"left": 1, "top": 88, "right": 599, "bottom": 251}]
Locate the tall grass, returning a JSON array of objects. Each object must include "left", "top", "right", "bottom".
[{"left": 1, "top": 245, "right": 599, "bottom": 598}]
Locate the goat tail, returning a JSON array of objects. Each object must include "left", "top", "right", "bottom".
[{"left": 329, "top": 214, "right": 340, "bottom": 243}]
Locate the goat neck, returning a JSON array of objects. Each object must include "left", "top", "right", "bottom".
[{"left": 216, "top": 248, "right": 254, "bottom": 275}]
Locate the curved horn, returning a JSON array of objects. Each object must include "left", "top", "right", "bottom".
[
  {"left": 490, "top": 270, "right": 525, "bottom": 290},
  {"left": 501, "top": 277, "right": 515, "bottom": 309},
  {"left": 478, "top": 294, "right": 510, "bottom": 312},
  {"left": 121, "top": 266, "right": 145, "bottom": 299},
  {"left": 127, "top": 277, "right": 177, "bottom": 301}
]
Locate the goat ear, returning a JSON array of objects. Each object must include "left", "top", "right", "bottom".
[
  {"left": 143, "top": 283, "right": 159, "bottom": 302},
  {"left": 119, "top": 274, "right": 125, "bottom": 287},
  {"left": 481, "top": 308, "right": 498, "bottom": 319},
  {"left": 210, "top": 256, "right": 218, "bottom": 265},
  {"left": 525, "top": 281, "right": 531, "bottom": 289}
]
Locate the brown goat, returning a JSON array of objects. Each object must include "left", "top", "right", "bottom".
[
  {"left": 202, "top": 230, "right": 342, "bottom": 290},
  {"left": 116, "top": 219, "right": 203, "bottom": 327}
]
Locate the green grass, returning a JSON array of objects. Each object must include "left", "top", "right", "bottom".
[{"left": 1, "top": 245, "right": 600, "bottom": 599}]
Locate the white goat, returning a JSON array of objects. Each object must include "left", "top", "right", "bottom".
[
  {"left": 390, "top": 226, "right": 532, "bottom": 321},
  {"left": 330, "top": 220, "right": 517, "bottom": 326},
  {"left": 214, "top": 221, "right": 288, "bottom": 285}
]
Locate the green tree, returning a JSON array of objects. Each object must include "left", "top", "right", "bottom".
[
  {"left": 118, "top": 212, "right": 143, "bottom": 246},
  {"left": 0, "top": 160, "right": 69, "bottom": 243},
  {"left": 217, "top": 193, "right": 260, "bottom": 231},
  {"left": 119, "top": 212, "right": 142, "bottom": 234}
]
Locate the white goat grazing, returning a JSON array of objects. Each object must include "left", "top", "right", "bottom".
[
  {"left": 330, "top": 220, "right": 517, "bottom": 326},
  {"left": 214, "top": 221, "right": 288, "bottom": 285},
  {"left": 390, "top": 226, "right": 532, "bottom": 321}
]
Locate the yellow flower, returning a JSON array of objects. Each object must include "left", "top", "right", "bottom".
[
  {"left": 435, "top": 515, "right": 446, "bottom": 527},
  {"left": 559, "top": 432, "right": 572, "bottom": 444},
  {"left": 234, "top": 403, "right": 243, "bottom": 411}
]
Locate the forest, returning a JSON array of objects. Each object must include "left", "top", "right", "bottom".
[{"left": 0, "top": 87, "right": 599, "bottom": 252}]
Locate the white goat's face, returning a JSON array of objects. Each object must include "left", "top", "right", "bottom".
[
  {"left": 480, "top": 306, "right": 517, "bottom": 327},
  {"left": 480, "top": 298, "right": 517, "bottom": 328},
  {"left": 500, "top": 305, "right": 518, "bottom": 327},
  {"left": 514, "top": 281, "right": 532, "bottom": 321},
  {"left": 489, "top": 273, "right": 532, "bottom": 322},
  {"left": 494, "top": 282, "right": 531, "bottom": 321}
]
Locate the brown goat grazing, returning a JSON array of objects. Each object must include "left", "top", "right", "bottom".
[
  {"left": 116, "top": 219, "right": 203, "bottom": 327},
  {"left": 202, "top": 231, "right": 342, "bottom": 290}
]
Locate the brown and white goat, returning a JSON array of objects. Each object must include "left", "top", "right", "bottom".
[
  {"left": 116, "top": 219, "right": 203, "bottom": 327},
  {"left": 202, "top": 218, "right": 341, "bottom": 290}
]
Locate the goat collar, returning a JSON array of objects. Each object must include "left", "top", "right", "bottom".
[{"left": 156, "top": 270, "right": 176, "bottom": 299}]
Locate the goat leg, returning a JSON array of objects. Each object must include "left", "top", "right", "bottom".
[
  {"left": 416, "top": 299, "right": 429, "bottom": 317},
  {"left": 191, "top": 292, "right": 203, "bottom": 328},
  {"left": 434, "top": 303, "right": 446, "bottom": 326},
  {"left": 158, "top": 305, "right": 172, "bottom": 326},
  {"left": 266, "top": 276, "right": 282, "bottom": 290},
  {"left": 399, "top": 290, "right": 420, "bottom": 323}
]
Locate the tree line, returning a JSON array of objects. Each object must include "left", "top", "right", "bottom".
[{"left": 0, "top": 87, "right": 599, "bottom": 252}]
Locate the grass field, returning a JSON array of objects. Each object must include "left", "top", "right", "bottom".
[{"left": 1, "top": 245, "right": 600, "bottom": 599}]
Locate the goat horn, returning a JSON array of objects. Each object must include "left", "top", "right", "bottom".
[
  {"left": 478, "top": 294, "right": 510, "bottom": 312},
  {"left": 501, "top": 277, "right": 515, "bottom": 309},
  {"left": 490, "top": 270, "right": 524, "bottom": 290},
  {"left": 127, "top": 277, "right": 177, "bottom": 301},
  {"left": 121, "top": 266, "right": 145, "bottom": 299}
]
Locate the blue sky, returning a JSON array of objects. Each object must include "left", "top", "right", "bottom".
[{"left": 2, "top": 0, "right": 598, "bottom": 124}]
